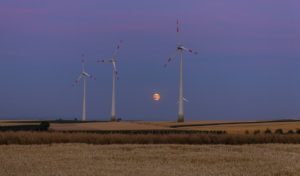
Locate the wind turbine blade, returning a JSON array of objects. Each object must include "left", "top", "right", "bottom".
[
  {"left": 97, "top": 59, "right": 112, "bottom": 63},
  {"left": 77, "top": 74, "right": 83, "bottom": 80},
  {"left": 81, "top": 54, "right": 85, "bottom": 62},
  {"left": 183, "top": 97, "right": 189, "bottom": 102},
  {"left": 164, "top": 51, "right": 177, "bottom": 68},
  {"left": 97, "top": 59, "right": 104, "bottom": 63},
  {"left": 176, "top": 19, "right": 181, "bottom": 45},
  {"left": 176, "top": 97, "right": 189, "bottom": 104},
  {"left": 73, "top": 77, "right": 81, "bottom": 87},
  {"left": 113, "top": 40, "right": 123, "bottom": 57},
  {"left": 112, "top": 61, "right": 117, "bottom": 72},
  {"left": 81, "top": 54, "right": 86, "bottom": 71},
  {"left": 90, "top": 74, "right": 97, "bottom": 80},
  {"left": 182, "top": 46, "right": 198, "bottom": 55},
  {"left": 177, "top": 19, "right": 180, "bottom": 33}
]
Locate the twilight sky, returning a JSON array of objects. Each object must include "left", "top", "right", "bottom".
[{"left": 1, "top": 0, "right": 300, "bottom": 121}]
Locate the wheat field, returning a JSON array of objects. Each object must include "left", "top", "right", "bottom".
[{"left": 0, "top": 144, "right": 299, "bottom": 176}]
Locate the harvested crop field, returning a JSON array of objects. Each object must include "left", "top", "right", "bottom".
[
  {"left": 177, "top": 121, "right": 300, "bottom": 134},
  {"left": 1, "top": 120, "right": 299, "bottom": 135},
  {"left": 50, "top": 122, "right": 170, "bottom": 131},
  {"left": 47, "top": 121, "right": 300, "bottom": 134},
  {"left": 0, "top": 144, "right": 299, "bottom": 176}
]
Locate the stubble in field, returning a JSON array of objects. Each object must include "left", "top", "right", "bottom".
[{"left": 0, "top": 144, "right": 299, "bottom": 176}]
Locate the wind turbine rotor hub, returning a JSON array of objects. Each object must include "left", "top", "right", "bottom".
[{"left": 177, "top": 46, "right": 184, "bottom": 51}]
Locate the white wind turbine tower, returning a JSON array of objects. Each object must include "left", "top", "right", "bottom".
[
  {"left": 73, "top": 57, "right": 93, "bottom": 121},
  {"left": 164, "top": 20, "right": 198, "bottom": 123},
  {"left": 97, "top": 40, "right": 122, "bottom": 122}
]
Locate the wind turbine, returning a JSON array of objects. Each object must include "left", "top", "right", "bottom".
[
  {"left": 164, "top": 20, "right": 198, "bottom": 123},
  {"left": 97, "top": 40, "right": 122, "bottom": 122},
  {"left": 73, "top": 56, "right": 94, "bottom": 121}
]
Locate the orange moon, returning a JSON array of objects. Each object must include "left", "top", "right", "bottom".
[{"left": 152, "top": 93, "right": 161, "bottom": 101}]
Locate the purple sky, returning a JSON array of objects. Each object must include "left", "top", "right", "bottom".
[{"left": 1, "top": 0, "right": 300, "bottom": 121}]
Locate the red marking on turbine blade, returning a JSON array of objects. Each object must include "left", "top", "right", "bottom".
[
  {"left": 189, "top": 49, "right": 193, "bottom": 53},
  {"left": 177, "top": 19, "right": 179, "bottom": 33}
]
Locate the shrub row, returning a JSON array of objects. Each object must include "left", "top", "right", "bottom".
[
  {"left": 60, "top": 130, "right": 227, "bottom": 135},
  {"left": 0, "top": 123, "right": 227, "bottom": 134},
  {"left": 0, "top": 132, "right": 299, "bottom": 145},
  {"left": 170, "top": 119, "right": 300, "bottom": 128},
  {"left": 245, "top": 129, "right": 300, "bottom": 135},
  {"left": 0, "top": 122, "right": 49, "bottom": 131}
]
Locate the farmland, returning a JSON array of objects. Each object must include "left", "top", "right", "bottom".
[
  {"left": 144, "top": 120, "right": 300, "bottom": 134},
  {"left": 0, "top": 144, "right": 299, "bottom": 176},
  {"left": 0, "top": 120, "right": 299, "bottom": 175},
  {"left": 172, "top": 121, "right": 300, "bottom": 134},
  {"left": 46, "top": 120, "right": 300, "bottom": 134},
  {"left": 1, "top": 120, "right": 299, "bottom": 134},
  {"left": 0, "top": 120, "right": 299, "bottom": 145}
]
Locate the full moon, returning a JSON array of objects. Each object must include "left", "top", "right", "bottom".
[{"left": 152, "top": 93, "right": 161, "bottom": 101}]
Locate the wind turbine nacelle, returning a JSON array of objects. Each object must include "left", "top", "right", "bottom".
[
  {"left": 81, "top": 72, "right": 90, "bottom": 77},
  {"left": 177, "top": 46, "right": 184, "bottom": 51}
]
